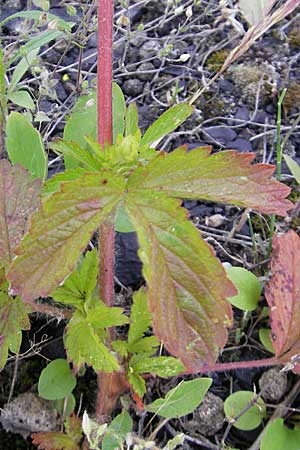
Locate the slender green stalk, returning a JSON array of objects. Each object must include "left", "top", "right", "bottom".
[
  {"left": 0, "top": 46, "right": 7, "bottom": 157},
  {"left": 268, "top": 88, "right": 287, "bottom": 255}
]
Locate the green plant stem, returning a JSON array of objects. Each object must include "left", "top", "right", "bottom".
[{"left": 96, "top": 0, "right": 128, "bottom": 423}]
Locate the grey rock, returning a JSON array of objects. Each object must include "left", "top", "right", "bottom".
[
  {"left": 227, "top": 138, "right": 253, "bottom": 153},
  {"left": 218, "top": 79, "right": 234, "bottom": 93},
  {"left": 183, "top": 392, "right": 224, "bottom": 437},
  {"left": 259, "top": 368, "right": 288, "bottom": 403},
  {"left": 205, "top": 126, "right": 237, "bottom": 144},
  {"left": 137, "top": 62, "right": 156, "bottom": 81},
  {"left": 122, "top": 78, "right": 144, "bottom": 96},
  {"left": 139, "top": 40, "right": 162, "bottom": 60},
  {"left": 234, "top": 106, "right": 250, "bottom": 122}
]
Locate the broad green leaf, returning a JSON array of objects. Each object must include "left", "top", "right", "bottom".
[
  {"left": 127, "top": 147, "right": 292, "bottom": 216},
  {"left": 145, "top": 378, "right": 212, "bottom": 419},
  {"left": 38, "top": 358, "right": 76, "bottom": 400},
  {"left": 141, "top": 103, "right": 194, "bottom": 147},
  {"left": 127, "top": 371, "right": 146, "bottom": 398},
  {"left": 225, "top": 267, "right": 262, "bottom": 311},
  {"left": 224, "top": 391, "right": 266, "bottom": 431},
  {"left": 7, "top": 172, "right": 125, "bottom": 301},
  {"left": 259, "top": 328, "right": 275, "bottom": 354},
  {"left": 0, "top": 160, "right": 41, "bottom": 268},
  {"left": 52, "top": 394, "right": 76, "bottom": 417},
  {"left": 6, "top": 112, "right": 47, "bottom": 180},
  {"left": 64, "top": 310, "right": 120, "bottom": 372},
  {"left": 125, "top": 190, "right": 235, "bottom": 370},
  {"left": 128, "top": 288, "right": 152, "bottom": 345},
  {"left": 8, "top": 48, "right": 39, "bottom": 94},
  {"left": 261, "top": 418, "right": 300, "bottom": 450},
  {"left": 0, "top": 293, "right": 30, "bottom": 369},
  {"left": 102, "top": 410, "right": 133, "bottom": 450},
  {"left": 125, "top": 102, "right": 139, "bottom": 136},
  {"left": 8, "top": 90, "right": 35, "bottom": 110},
  {"left": 0, "top": 11, "right": 73, "bottom": 32},
  {"left": 130, "top": 355, "right": 184, "bottom": 378},
  {"left": 112, "top": 82, "right": 126, "bottom": 143},
  {"left": 238, "top": 0, "right": 274, "bottom": 25},
  {"left": 63, "top": 92, "right": 97, "bottom": 169},
  {"left": 284, "top": 154, "right": 300, "bottom": 185},
  {"left": 51, "top": 140, "right": 102, "bottom": 171},
  {"left": 42, "top": 168, "right": 86, "bottom": 197},
  {"left": 87, "top": 304, "right": 129, "bottom": 329}
]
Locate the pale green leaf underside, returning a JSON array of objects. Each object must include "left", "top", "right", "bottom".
[
  {"left": 64, "top": 311, "right": 120, "bottom": 372},
  {"left": 128, "top": 288, "right": 152, "bottom": 345},
  {"left": 127, "top": 147, "right": 292, "bottom": 216},
  {"left": 125, "top": 191, "right": 235, "bottom": 370},
  {"left": 8, "top": 172, "right": 125, "bottom": 301}
]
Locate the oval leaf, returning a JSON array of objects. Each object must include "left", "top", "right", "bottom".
[
  {"left": 38, "top": 359, "right": 76, "bottom": 400},
  {"left": 224, "top": 391, "right": 266, "bottom": 431},
  {"left": 226, "top": 267, "right": 262, "bottom": 311},
  {"left": 259, "top": 328, "right": 275, "bottom": 354},
  {"left": 145, "top": 378, "right": 212, "bottom": 419},
  {"left": 261, "top": 418, "right": 300, "bottom": 450}
]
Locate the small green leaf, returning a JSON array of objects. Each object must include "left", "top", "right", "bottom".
[
  {"left": 8, "top": 48, "right": 39, "bottom": 93},
  {"left": 125, "top": 102, "right": 139, "bottom": 136},
  {"left": 224, "top": 391, "right": 266, "bottom": 431},
  {"left": 51, "top": 140, "right": 102, "bottom": 171},
  {"left": 225, "top": 267, "right": 262, "bottom": 311},
  {"left": 102, "top": 410, "right": 133, "bottom": 450},
  {"left": 32, "top": 0, "right": 50, "bottom": 10},
  {"left": 127, "top": 371, "right": 146, "bottom": 398},
  {"left": 52, "top": 269, "right": 85, "bottom": 309},
  {"left": 52, "top": 393, "right": 76, "bottom": 417},
  {"left": 79, "top": 250, "right": 98, "bottom": 302},
  {"left": 6, "top": 112, "right": 47, "bottom": 180},
  {"left": 261, "top": 418, "right": 300, "bottom": 450},
  {"left": 283, "top": 154, "right": 300, "bottom": 185},
  {"left": 112, "top": 82, "right": 126, "bottom": 143},
  {"left": 38, "top": 358, "right": 76, "bottom": 400},
  {"left": 128, "top": 288, "right": 152, "bottom": 346},
  {"left": 87, "top": 304, "right": 129, "bottom": 329},
  {"left": 42, "top": 168, "right": 86, "bottom": 197},
  {"left": 8, "top": 90, "right": 35, "bottom": 110},
  {"left": 64, "top": 311, "right": 120, "bottom": 372},
  {"left": 141, "top": 103, "right": 194, "bottom": 147},
  {"left": 128, "top": 336, "right": 159, "bottom": 354},
  {"left": 259, "top": 328, "right": 275, "bottom": 354},
  {"left": 145, "top": 378, "right": 212, "bottom": 419},
  {"left": 130, "top": 355, "right": 184, "bottom": 378}
]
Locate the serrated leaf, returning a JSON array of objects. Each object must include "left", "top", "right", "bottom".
[
  {"left": 130, "top": 354, "right": 184, "bottom": 378},
  {"left": 112, "top": 82, "right": 126, "bottom": 142},
  {"left": 112, "top": 339, "right": 128, "bottom": 358},
  {"left": 64, "top": 311, "right": 120, "bottom": 372},
  {"left": 128, "top": 288, "right": 152, "bottom": 345},
  {"left": 7, "top": 172, "right": 125, "bottom": 301},
  {"left": 125, "top": 102, "right": 139, "bottom": 136},
  {"left": 102, "top": 410, "right": 133, "bottom": 450},
  {"left": 284, "top": 154, "right": 300, "bottom": 185},
  {"left": 224, "top": 391, "right": 266, "bottom": 431},
  {"left": 115, "top": 205, "right": 136, "bottom": 232},
  {"left": 261, "top": 418, "right": 300, "bottom": 450},
  {"left": 0, "top": 160, "right": 41, "bottom": 268},
  {"left": 8, "top": 90, "right": 35, "bottom": 110},
  {"left": 265, "top": 231, "right": 300, "bottom": 369},
  {"left": 79, "top": 250, "right": 98, "bottom": 302},
  {"left": 51, "top": 269, "right": 85, "bottom": 309},
  {"left": 145, "top": 378, "right": 212, "bottom": 419},
  {"left": 38, "top": 359, "right": 76, "bottom": 400},
  {"left": 127, "top": 371, "right": 146, "bottom": 397},
  {"left": 51, "top": 140, "right": 102, "bottom": 171},
  {"left": 125, "top": 190, "right": 235, "bottom": 371},
  {"left": 0, "top": 293, "right": 30, "bottom": 368},
  {"left": 225, "top": 267, "right": 262, "bottom": 311},
  {"left": 42, "top": 168, "right": 86, "bottom": 197},
  {"left": 128, "top": 336, "right": 159, "bottom": 354},
  {"left": 31, "top": 433, "right": 80, "bottom": 450},
  {"left": 127, "top": 147, "right": 292, "bottom": 216},
  {"left": 87, "top": 304, "right": 129, "bottom": 329},
  {"left": 6, "top": 112, "right": 47, "bottom": 180},
  {"left": 141, "top": 103, "right": 194, "bottom": 147}
]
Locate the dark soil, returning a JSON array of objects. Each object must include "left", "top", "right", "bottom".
[{"left": 1, "top": 0, "right": 300, "bottom": 449}]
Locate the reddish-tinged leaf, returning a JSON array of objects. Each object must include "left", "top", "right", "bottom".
[
  {"left": 127, "top": 147, "right": 292, "bottom": 216},
  {"left": 265, "top": 231, "right": 300, "bottom": 371},
  {"left": 0, "top": 160, "right": 41, "bottom": 268},
  {"left": 7, "top": 172, "right": 125, "bottom": 301},
  {"left": 32, "top": 414, "right": 82, "bottom": 450},
  {"left": 125, "top": 190, "right": 235, "bottom": 371}
]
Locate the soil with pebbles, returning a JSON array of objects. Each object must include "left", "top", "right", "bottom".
[{"left": 0, "top": 0, "right": 300, "bottom": 448}]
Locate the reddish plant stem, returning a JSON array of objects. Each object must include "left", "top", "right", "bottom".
[
  {"left": 96, "top": 0, "right": 127, "bottom": 423},
  {"left": 185, "top": 356, "right": 279, "bottom": 375}
]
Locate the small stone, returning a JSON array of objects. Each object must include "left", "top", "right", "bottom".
[
  {"left": 205, "top": 126, "right": 237, "bottom": 144},
  {"left": 122, "top": 79, "right": 144, "bottom": 96},
  {"left": 259, "top": 368, "right": 288, "bottom": 402},
  {"left": 139, "top": 40, "right": 162, "bottom": 60},
  {"left": 194, "top": 392, "right": 224, "bottom": 436},
  {"left": 137, "top": 62, "right": 156, "bottom": 81},
  {"left": 227, "top": 138, "right": 253, "bottom": 153},
  {"left": 205, "top": 214, "right": 226, "bottom": 228}
]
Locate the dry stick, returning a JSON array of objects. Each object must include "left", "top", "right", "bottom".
[{"left": 95, "top": 0, "right": 128, "bottom": 423}]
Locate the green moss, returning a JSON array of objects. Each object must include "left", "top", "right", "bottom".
[{"left": 206, "top": 50, "right": 229, "bottom": 72}]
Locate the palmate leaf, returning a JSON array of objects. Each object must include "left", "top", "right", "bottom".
[
  {"left": 265, "top": 230, "right": 300, "bottom": 372},
  {"left": 125, "top": 190, "right": 235, "bottom": 371},
  {"left": 0, "top": 160, "right": 41, "bottom": 268},
  {"left": 7, "top": 172, "right": 125, "bottom": 301},
  {"left": 0, "top": 293, "right": 30, "bottom": 368},
  {"left": 64, "top": 310, "right": 120, "bottom": 372},
  {"left": 127, "top": 147, "right": 292, "bottom": 216}
]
